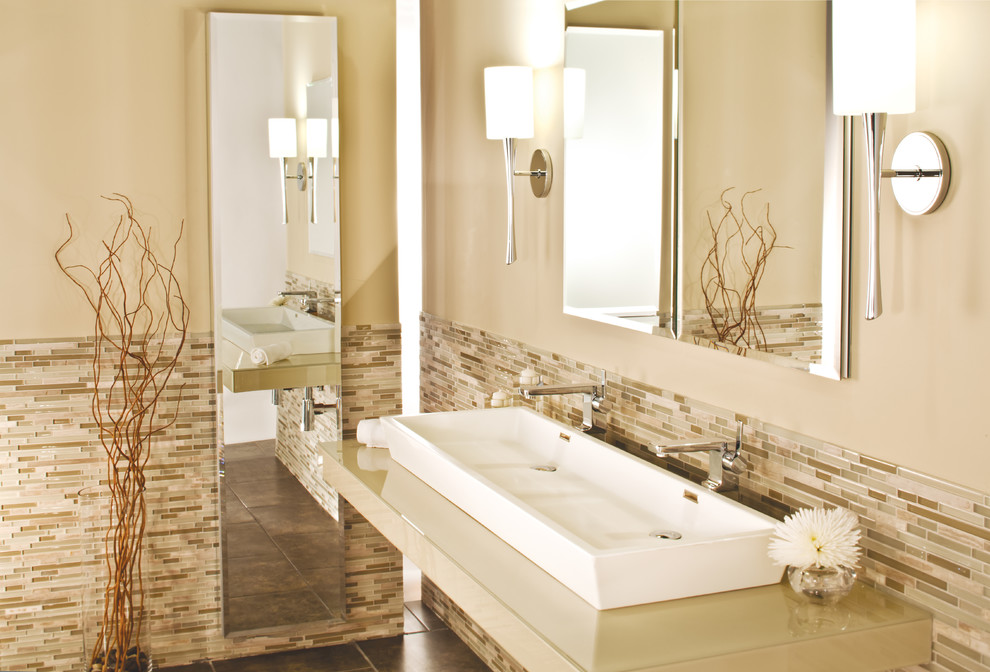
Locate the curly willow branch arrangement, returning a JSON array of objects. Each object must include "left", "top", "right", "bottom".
[
  {"left": 700, "top": 187, "right": 782, "bottom": 351},
  {"left": 56, "top": 194, "right": 189, "bottom": 672}
]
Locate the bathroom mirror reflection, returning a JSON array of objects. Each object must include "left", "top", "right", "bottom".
[
  {"left": 563, "top": 2, "right": 677, "bottom": 336},
  {"left": 563, "top": 0, "right": 850, "bottom": 380},
  {"left": 208, "top": 12, "right": 345, "bottom": 635}
]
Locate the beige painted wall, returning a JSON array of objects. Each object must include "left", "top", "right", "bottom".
[
  {"left": 421, "top": 0, "right": 990, "bottom": 493},
  {"left": 680, "top": 0, "right": 824, "bottom": 310},
  {"left": 0, "top": 0, "right": 396, "bottom": 338}
]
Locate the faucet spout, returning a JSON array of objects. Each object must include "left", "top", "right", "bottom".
[
  {"left": 518, "top": 371, "right": 606, "bottom": 433},
  {"left": 649, "top": 421, "right": 747, "bottom": 492},
  {"left": 520, "top": 383, "right": 598, "bottom": 398}
]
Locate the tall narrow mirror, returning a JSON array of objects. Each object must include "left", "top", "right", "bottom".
[{"left": 208, "top": 12, "right": 344, "bottom": 636}]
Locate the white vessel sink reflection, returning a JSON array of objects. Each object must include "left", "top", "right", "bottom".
[
  {"left": 380, "top": 407, "right": 783, "bottom": 610},
  {"left": 221, "top": 306, "right": 334, "bottom": 355}
]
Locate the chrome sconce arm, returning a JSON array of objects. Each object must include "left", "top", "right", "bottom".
[
  {"left": 860, "top": 115, "right": 951, "bottom": 320},
  {"left": 499, "top": 141, "right": 553, "bottom": 265},
  {"left": 862, "top": 112, "right": 886, "bottom": 320},
  {"left": 501, "top": 138, "right": 518, "bottom": 264},
  {"left": 270, "top": 116, "right": 329, "bottom": 227},
  {"left": 277, "top": 158, "right": 309, "bottom": 226},
  {"left": 484, "top": 66, "right": 553, "bottom": 266},
  {"left": 832, "top": 0, "right": 951, "bottom": 321}
]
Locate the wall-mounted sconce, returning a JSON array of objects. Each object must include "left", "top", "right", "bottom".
[
  {"left": 268, "top": 118, "right": 307, "bottom": 225},
  {"left": 484, "top": 66, "right": 553, "bottom": 265},
  {"left": 832, "top": 0, "right": 950, "bottom": 320}
]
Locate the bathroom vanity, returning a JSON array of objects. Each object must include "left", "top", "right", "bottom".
[
  {"left": 320, "top": 439, "right": 932, "bottom": 672},
  {"left": 219, "top": 340, "right": 340, "bottom": 393}
]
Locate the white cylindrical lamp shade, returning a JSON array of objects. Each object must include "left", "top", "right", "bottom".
[
  {"left": 832, "top": 0, "right": 916, "bottom": 115},
  {"left": 484, "top": 66, "right": 534, "bottom": 139},
  {"left": 268, "top": 118, "right": 298, "bottom": 158},
  {"left": 307, "top": 118, "right": 328, "bottom": 158},
  {"left": 563, "top": 67, "right": 586, "bottom": 140}
]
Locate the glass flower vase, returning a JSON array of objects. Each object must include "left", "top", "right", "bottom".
[{"left": 787, "top": 564, "right": 856, "bottom": 605}]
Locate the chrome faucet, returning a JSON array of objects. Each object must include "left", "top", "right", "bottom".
[
  {"left": 278, "top": 290, "right": 334, "bottom": 314},
  {"left": 649, "top": 421, "right": 748, "bottom": 492},
  {"left": 519, "top": 371, "right": 606, "bottom": 433}
]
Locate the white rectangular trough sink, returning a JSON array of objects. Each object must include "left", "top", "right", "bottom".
[
  {"left": 221, "top": 306, "right": 333, "bottom": 355},
  {"left": 380, "top": 407, "right": 783, "bottom": 610}
]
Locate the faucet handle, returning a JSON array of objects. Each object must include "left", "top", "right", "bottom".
[{"left": 722, "top": 451, "right": 748, "bottom": 475}]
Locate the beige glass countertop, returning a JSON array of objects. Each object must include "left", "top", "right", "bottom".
[
  {"left": 321, "top": 439, "right": 931, "bottom": 672},
  {"left": 220, "top": 340, "right": 340, "bottom": 393}
]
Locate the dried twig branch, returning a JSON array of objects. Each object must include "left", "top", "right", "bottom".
[
  {"left": 700, "top": 187, "right": 780, "bottom": 351},
  {"left": 56, "top": 194, "right": 189, "bottom": 672}
]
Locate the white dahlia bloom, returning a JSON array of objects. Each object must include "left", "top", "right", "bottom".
[{"left": 768, "top": 507, "right": 861, "bottom": 569}]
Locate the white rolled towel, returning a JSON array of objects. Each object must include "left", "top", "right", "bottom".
[
  {"left": 250, "top": 342, "right": 293, "bottom": 365},
  {"left": 356, "top": 418, "right": 388, "bottom": 447},
  {"left": 356, "top": 446, "right": 391, "bottom": 472}
]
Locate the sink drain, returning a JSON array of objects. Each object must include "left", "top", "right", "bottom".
[
  {"left": 649, "top": 530, "right": 682, "bottom": 540},
  {"left": 530, "top": 464, "right": 557, "bottom": 472}
]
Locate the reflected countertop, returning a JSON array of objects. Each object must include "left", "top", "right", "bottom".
[
  {"left": 220, "top": 340, "right": 340, "bottom": 393},
  {"left": 321, "top": 439, "right": 931, "bottom": 672}
]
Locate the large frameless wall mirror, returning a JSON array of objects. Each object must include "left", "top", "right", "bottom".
[
  {"left": 208, "top": 12, "right": 343, "bottom": 635},
  {"left": 563, "top": 0, "right": 851, "bottom": 380}
]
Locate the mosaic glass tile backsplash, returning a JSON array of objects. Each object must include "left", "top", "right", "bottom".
[
  {"left": 1, "top": 334, "right": 402, "bottom": 670},
  {"left": 421, "top": 312, "right": 990, "bottom": 672}
]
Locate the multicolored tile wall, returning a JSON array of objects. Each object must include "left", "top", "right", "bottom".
[
  {"left": 275, "top": 323, "right": 402, "bottom": 519},
  {"left": 0, "top": 334, "right": 405, "bottom": 670},
  {"left": 0, "top": 335, "right": 218, "bottom": 671},
  {"left": 276, "top": 384, "right": 341, "bottom": 518},
  {"left": 339, "top": 324, "right": 402, "bottom": 439},
  {"left": 421, "top": 312, "right": 990, "bottom": 672},
  {"left": 680, "top": 303, "right": 823, "bottom": 363},
  {"left": 422, "top": 576, "right": 526, "bottom": 672}
]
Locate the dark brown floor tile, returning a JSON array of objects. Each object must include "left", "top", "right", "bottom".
[
  {"left": 226, "top": 555, "right": 310, "bottom": 598},
  {"left": 158, "top": 663, "right": 213, "bottom": 672},
  {"left": 224, "top": 441, "right": 276, "bottom": 461},
  {"left": 251, "top": 503, "right": 337, "bottom": 537},
  {"left": 211, "top": 644, "right": 370, "bottom": 672},
  {"left": 299, "top": 567, "right": 344, "bottom": 614},
  {"left": 224, "top": 522, "right": 281, "bottom": 559},
  {"left": 274, "top": 532, "right": 343, "bottom": 569},
  {"left": 357, "top": 630, "right": 490, "bottom": 672},
  {"left": 224, "top": 456, "right": 293, "bottom": 484},
  {"left": 403, "top": 606, "right": 427, "bottom": 635},
  {"left": 224, "top": 591, "right": 334, "bottom": 635},
  {"left": 404, "top": 600, "right": 446, "bottom": 632},
  {"left": 229, "top": 475, "right": 315, "bottom": 509},
  {"left": 222, "top": 488, "right": 256, "bottom": 525}
]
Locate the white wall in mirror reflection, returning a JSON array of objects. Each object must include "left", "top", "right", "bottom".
[
  {"left": 209, "top": 13, "right": 288, "bottom": 442},
  {"left": 563, "top": 27, "right": 665, "bottom": 316}
]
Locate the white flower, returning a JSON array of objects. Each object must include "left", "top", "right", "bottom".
[{"left": 768, "top": 507, "right": 861, "bottom": 569}]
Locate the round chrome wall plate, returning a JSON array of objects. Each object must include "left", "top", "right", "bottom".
[
  {"left": 889, "top": 132, "right": 950, "bottom": 215},
  {"left": 529, "top": 149, "right": 552, "bottom": 198}
]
